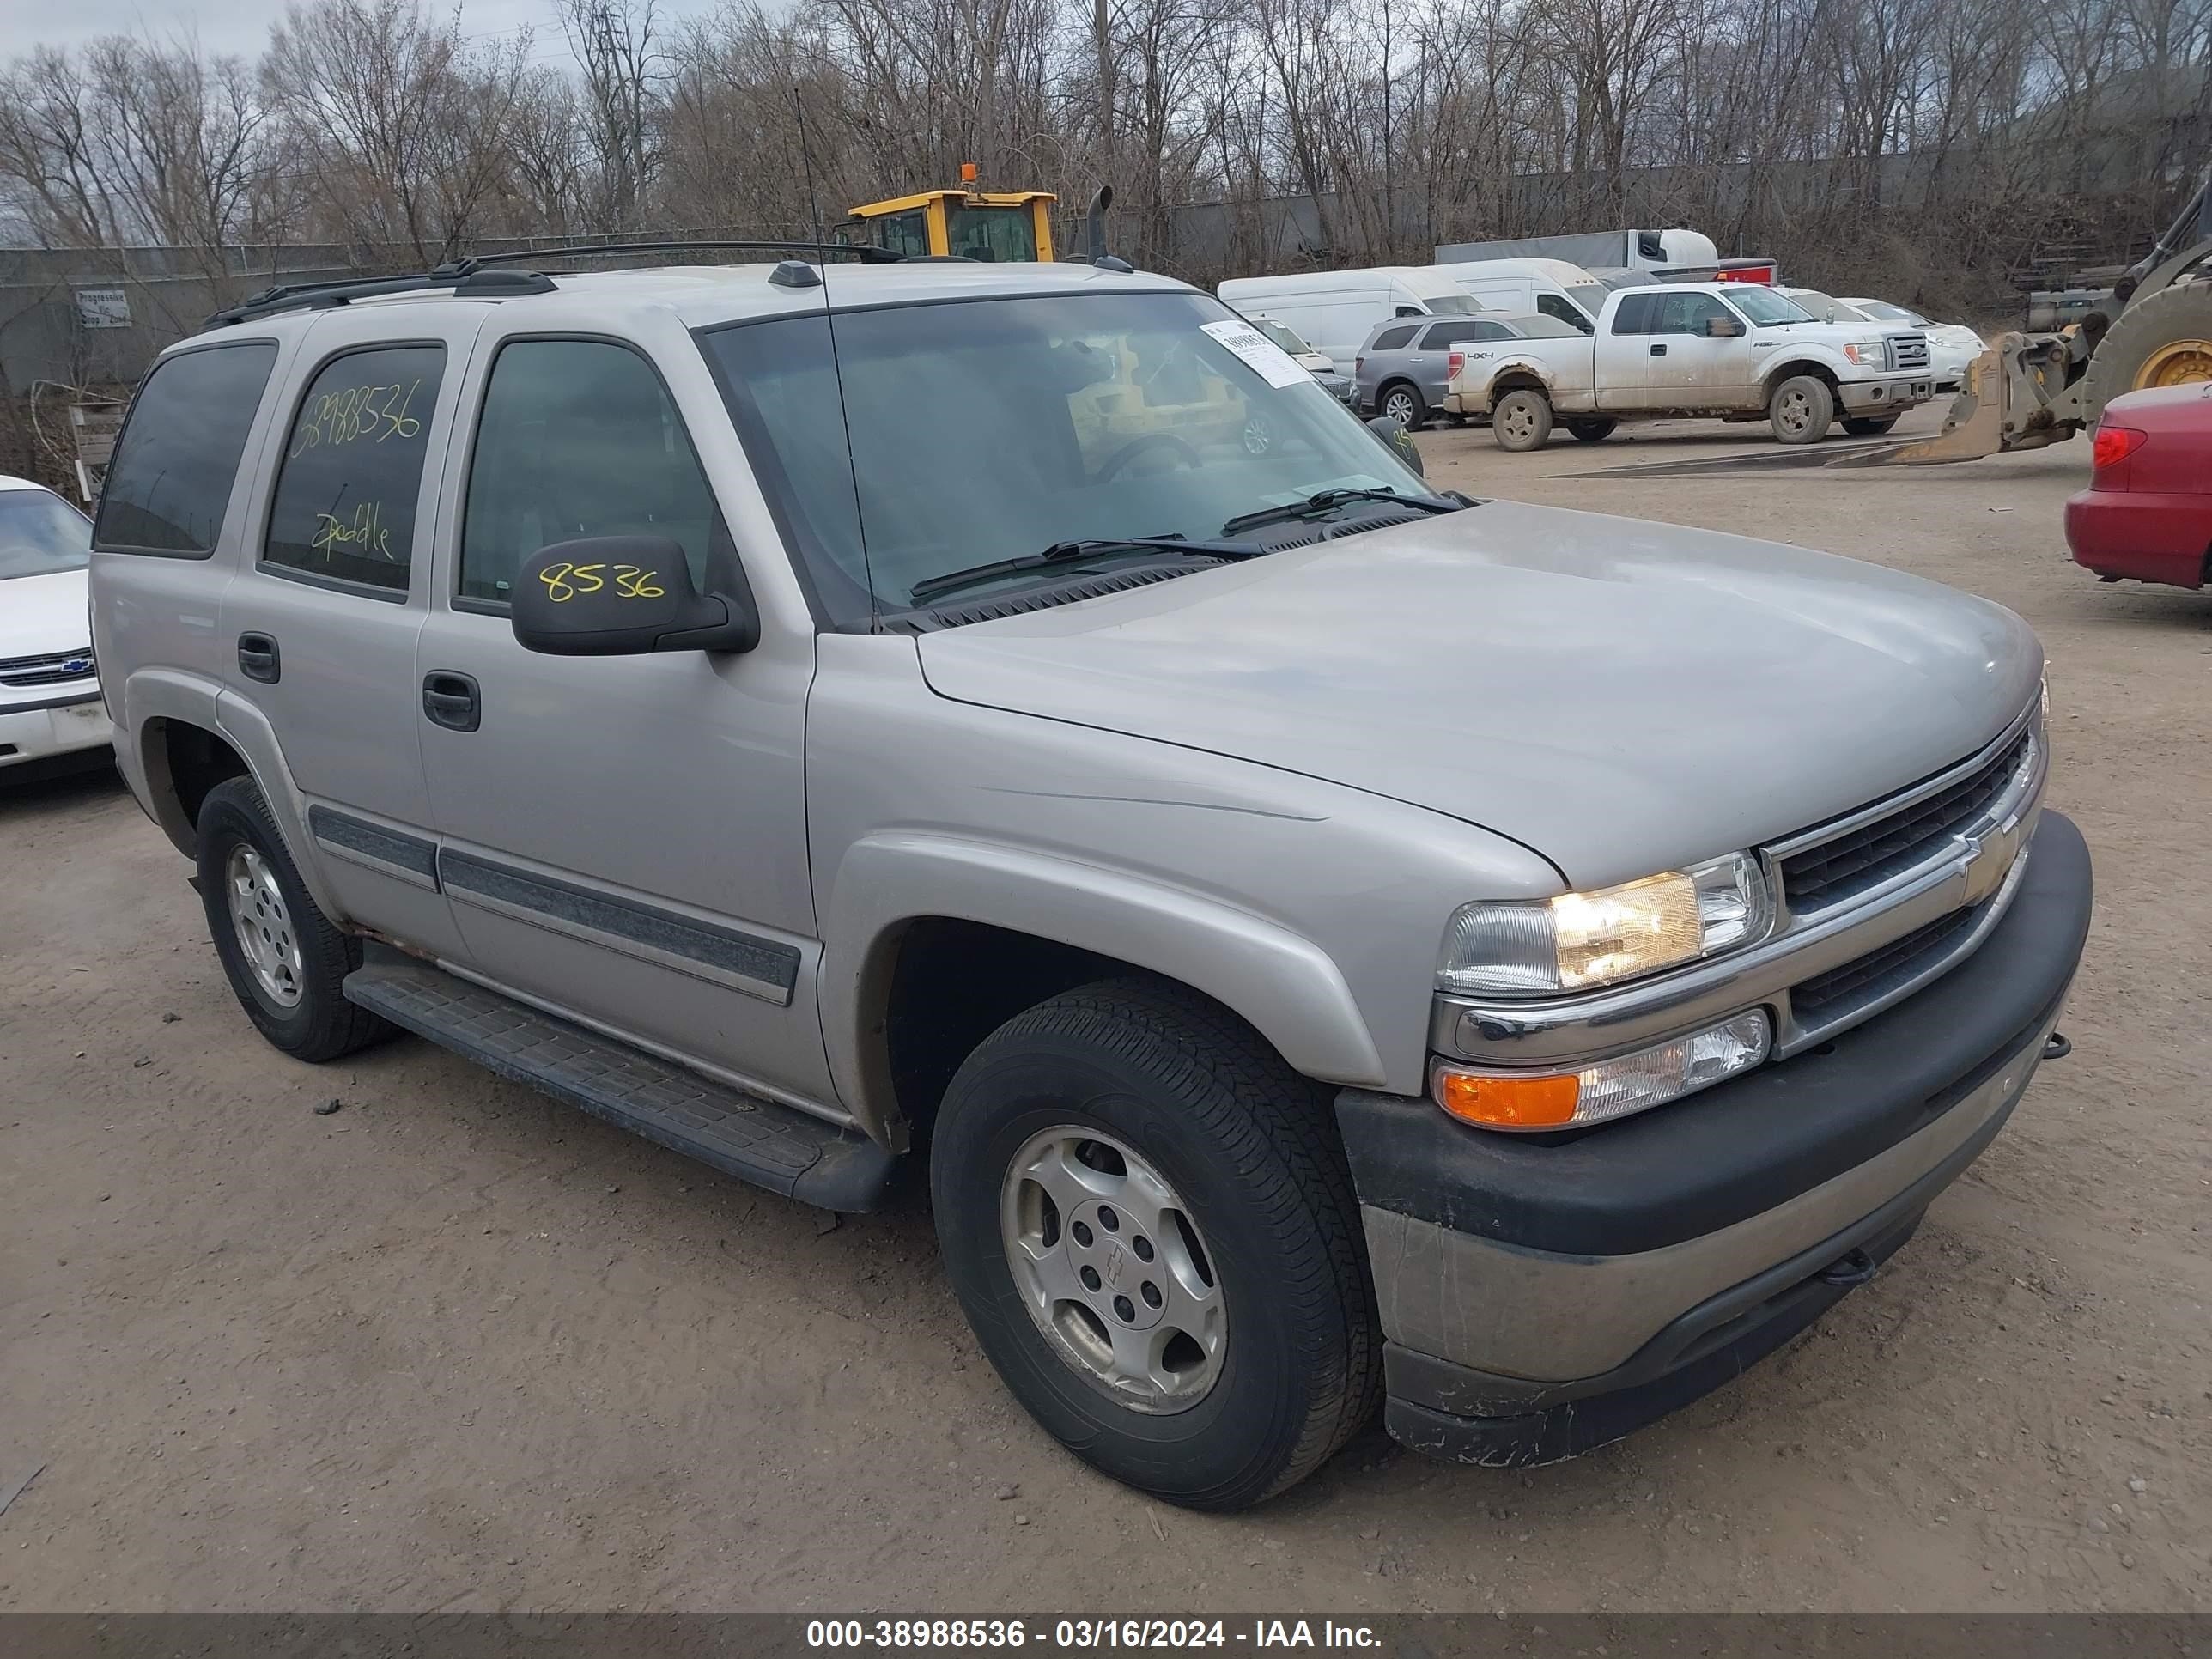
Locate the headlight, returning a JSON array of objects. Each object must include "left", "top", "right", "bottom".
[
  {"left": 1437, "top": 853, "right": 1772, "bottom": 998},
  {"left": 1842, "top": 340, "right": 1887, "bottom": 366}
]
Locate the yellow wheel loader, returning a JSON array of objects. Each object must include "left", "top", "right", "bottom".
[{"left": 1838, "top": 167, "right": 2212, "bottom": 466}]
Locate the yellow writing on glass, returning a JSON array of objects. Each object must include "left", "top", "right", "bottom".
[
  {"left": 289, "top": 378, "right": 426, "bottom": 457},
  {"left": 538, "top": 562, "right": 667, "bottom": 602},
  {"left": 311, "top": 501, "right": 396, "bottom": 562}
]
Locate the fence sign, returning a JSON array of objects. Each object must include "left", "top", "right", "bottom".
[{"left": 75, "top": 287, "right": 132, "bottom": 329}]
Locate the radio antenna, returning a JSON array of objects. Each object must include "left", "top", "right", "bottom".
[
  {"left": 789, "top": 87, "right": 880, "bottom": 629},
  {"left": 795, "top": 88, "right": 827, "bottom": 248}
]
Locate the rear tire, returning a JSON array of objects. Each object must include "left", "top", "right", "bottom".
[
  {"left": 1565, "top": 416, "right": 1617, "bottom": 442},
  {"left": 1492, "top": 388, "right": 1553, "bottom": 451},
  {"left": 1378, "top": 382, "right": 1426, "bottom": 429},
  {"left": 930, "top": 978, "right": 1381, "bottom": 1510},
  {"left": 1842, "top": 416, "right": 1900, "bottom": 437},
  {"left": 196, "top": 776, "right": 394, "bottom": 1062},
  {"left": 1768, "top": 374, "right": 1835, "bottom": 444}
]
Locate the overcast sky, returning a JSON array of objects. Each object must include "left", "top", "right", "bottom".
[{"left": 0, "top": 0, "right": 726, "bottom": 64}]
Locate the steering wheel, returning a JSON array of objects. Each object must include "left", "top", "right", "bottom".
[{"left": 1094, "top": 434, "right": 1203, "bottom": 484}]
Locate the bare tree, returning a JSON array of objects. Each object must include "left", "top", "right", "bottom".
[{"left": 263, "top": 0, "right": 534, "bottom": 264}]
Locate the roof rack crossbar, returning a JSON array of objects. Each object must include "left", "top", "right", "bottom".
[
  {"left": 453, "top": 238, "right": 903, "bottom": 267},
  {"left": 204, "top": 264, "right": 555, "bottom": 329}
]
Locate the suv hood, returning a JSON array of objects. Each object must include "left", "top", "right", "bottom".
[{"left": 915, "top": 503, "right": 2040, "bottom": 887}]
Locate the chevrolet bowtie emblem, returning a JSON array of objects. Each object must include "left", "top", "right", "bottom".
[{"left": 1961, "top": 819, "right": 2022, "bottom": 907}]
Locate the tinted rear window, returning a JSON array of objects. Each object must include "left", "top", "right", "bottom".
[
  {"left": 1610, "top": 294, "right": 1657, "bottom": 334},
  {"left": 263, "top": 344, "right": 447, "bottom": 594},
  {"left": 94, "top": 343, "right": 276, "bottom": 556},
  {"left": 1371, "top": 325, "right": 1419, "bottom": 352}
]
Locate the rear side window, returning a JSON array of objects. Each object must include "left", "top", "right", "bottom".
[
  {"left": 1370, "top": 325, "right": 1419, "bottom": 352},
  {"left": 94, "top": 342, "right": 276, "bottom": 556},
  {"left": 1610, "top": 294, "right": 1658, "bottom": 335},
  {"left": 459, "top": 339, "right": 720, "bottom": 605},
  {"left": 262, "top": 344, "right": 446, "bottom": 594}
]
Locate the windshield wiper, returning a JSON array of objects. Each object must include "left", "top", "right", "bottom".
[
  {"left": 1219, "top": 488, "right": 1461, "bottom": 538},
  {"left": 908, "top": 536, "right": 1258, "bottom": 605}
]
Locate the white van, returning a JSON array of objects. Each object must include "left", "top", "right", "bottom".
[
  {"left": 1215, "top": 267, "right": 1482, "bottom": 366},
  {"left": 1431, "top": 258, "right": 1610, "bottom": 335}
]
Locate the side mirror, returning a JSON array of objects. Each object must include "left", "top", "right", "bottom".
[
  {"left": 1703, "top": 316, "right": 1747, "bottom": 338},
  {"left": 512, "top": 535, "right": 759, "bottom": 656},
  {"left": 1369, "top": 416, "right": 1425, "bottom": 477}
]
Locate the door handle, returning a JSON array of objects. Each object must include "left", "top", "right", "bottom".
[
  {"left": 237, "top": 633, "right": 281, "bottom": 684},
  {"left": 1650, "top": 343, "right": 1668, "bottom": 356},
  {"left": 422, "top": 671, "right": 481, "bottom": 733}
]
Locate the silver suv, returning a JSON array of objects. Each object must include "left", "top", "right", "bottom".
[
  {"left": 90, "top": 252, "right": 2090, "bottom": 1510},
  {"left": 1357, "top": 312, "right": 1582, "bottom": 428}
]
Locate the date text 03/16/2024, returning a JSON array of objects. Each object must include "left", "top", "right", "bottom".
[{"left": 805, "top": 1621, "right": 1382, "bottom": 1650}]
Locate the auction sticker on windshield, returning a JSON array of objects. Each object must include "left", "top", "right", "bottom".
[{"left": 1200, "top": 319, "right": 1311, "bottom": 389}]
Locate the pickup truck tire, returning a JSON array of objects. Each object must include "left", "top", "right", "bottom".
[
  {"left": 1566, "top": 416, "right": 1618, "bottom": 442},
  {"left": 931, "top": 977, "right": 1380, "bottom": 1510},
  {"left": 1768, "top": 374, "right": 1835, "bottom": 443},
  {"left": 194, "top": 776, "right": 395, "bottom": 1062},
  {"left": 1841, "top": 416, "right": 1901, "bottom": 437},
  {"left": 1378, "top": 383, "right": 1426, "bottom": 429},
  {"left": 1492, "top": 389, "right": 1553, "bottom": 451}
]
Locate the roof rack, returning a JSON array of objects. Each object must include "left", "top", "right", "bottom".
[
  {"left": 204, "top": 264, "right": 557, "bottom": 328},
  {"left": 459, "top": 238, "right": 903, "bottom": 269}
]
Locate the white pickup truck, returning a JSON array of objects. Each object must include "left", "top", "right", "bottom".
[{"left": 1443, "top": 282, "right": 1937, "bottom": 449}]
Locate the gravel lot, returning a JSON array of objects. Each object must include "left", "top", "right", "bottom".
[{"left": 3, "top": 403, "right": 2206, "bottom": 1614}]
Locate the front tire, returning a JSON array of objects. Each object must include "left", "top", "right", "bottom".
[
  {"left": 1768, "top": 374, "right": 1835, "bottom": 443},
  {"left": 1565, "top": 416, "right": 1617, "bottom": 442},
  {"left": 1842, "top": 415, "right": 1900, "bottom": 437},
  {"left": 196, "top": 776, "right": 394, "bottom": 1062},
  {"left": 931, "top": 979, "right": 1380, "bottom": 1510}
]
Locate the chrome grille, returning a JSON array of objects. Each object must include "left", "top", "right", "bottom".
[
  {"left": 0, "top": 647, "right": 96, "bottom": 688},
  {"left": 1886, "top": 334, "right": 1931, "bottom": 372},
  {"left": 1778, "top": 725, "right": 2035, "bottom": 912}
]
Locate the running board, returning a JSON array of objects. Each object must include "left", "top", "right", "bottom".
[{"left": 342, "top": 948, "right": 898, "bottom": 1212}]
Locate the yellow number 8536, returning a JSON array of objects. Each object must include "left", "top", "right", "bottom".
[{"left": 538, "top": 562, "right": 666, "bottom": 602}]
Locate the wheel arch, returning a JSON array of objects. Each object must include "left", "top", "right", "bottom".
[
  {"left": 1762, "top": 357, "right": 1843, "bottom": 398},
  {"left": 823, "top": 836, "right": 1389, "bottom": 1150}
]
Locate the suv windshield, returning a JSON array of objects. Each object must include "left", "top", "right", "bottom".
[
  {"left": 1728, "top": 287, "right": 1818, "bottom": 326},
  {"left": 701, "top": 290, "right": 1431, "bottom": 620},
  {"left": 1254, "top": 319, "right": 1312, "bottom": 356},
  {"left": 0, "top": 487, "right": 92, "bottom": 580}
]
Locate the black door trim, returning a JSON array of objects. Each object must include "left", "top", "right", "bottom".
[
  {"left": 437, "top": 848, "right": 802, "bottom": 1005},
  {"left": 307, "top": 805, "right": 441, "bottom": 891}
]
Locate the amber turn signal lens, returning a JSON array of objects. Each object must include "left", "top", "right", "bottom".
[{"left": 1433, "top": 1070, "right": 1581, "bottom": 1129}]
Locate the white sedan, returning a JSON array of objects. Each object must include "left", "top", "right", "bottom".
[
  {"left": 1837, "top": 297, "right": 1988, "bottom": 392},
  {"left": 1, "top": 473, "right": 112, "bottom": 775}
]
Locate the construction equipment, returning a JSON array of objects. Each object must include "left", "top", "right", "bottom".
[
  {"left": 1841, "top": 167, "right": 2212, "bottom": 466},
  {"left": 843, "top": 164, "right": 1060, "bottom": 261}
]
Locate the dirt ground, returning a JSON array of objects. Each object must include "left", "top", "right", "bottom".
[{"left": 3, "top": 403, "right": 2207, "bottom": 1616}]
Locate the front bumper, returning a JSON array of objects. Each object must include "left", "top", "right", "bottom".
[
  {"left": 1839, "top": 375, "right": 1936, "bottom": 412},
  {"left": 0, "top": 688, "right": 113, "bottom": 769},
  {"left": 1336, "top": 810, "right": 2092, "bottom": 1467}
]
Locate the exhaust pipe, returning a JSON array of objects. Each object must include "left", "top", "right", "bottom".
[
  {"left": 1086, "top": 185, "right": 1115, "bottom": 264},
  {"left": 1083, "top": 185, "right": 1133, "bottom": 270}
]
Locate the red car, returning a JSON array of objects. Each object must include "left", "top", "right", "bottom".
[{"left": 2066, "top": 382, "right": 2212, "bottom": 587}]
